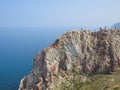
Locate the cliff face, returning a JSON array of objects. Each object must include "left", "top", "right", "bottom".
[{"left": 19, "top": 29, "right": 120, "bottom": 90}]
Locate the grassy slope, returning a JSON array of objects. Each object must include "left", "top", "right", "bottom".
[
  {"left": 79, "top": 70, "right": 120, "bottom": 90},
  {"left": 61, "top": 69, "right": 120, "bottom": 90}
]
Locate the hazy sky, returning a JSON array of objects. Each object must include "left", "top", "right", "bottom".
[{"left": 0, "top": 0, "right": 120, "bottom": 27}]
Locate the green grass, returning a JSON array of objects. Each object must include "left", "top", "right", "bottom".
[{"left": 61, "top": 69, "right": 120, "bottom": 90}]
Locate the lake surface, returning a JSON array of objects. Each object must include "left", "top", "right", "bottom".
[{"left": 0, "top": 27, "right": 95, "bottom": 90}]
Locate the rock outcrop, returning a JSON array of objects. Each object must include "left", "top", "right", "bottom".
[{"left": 19, "top": 29, "right": 120, "bottom": 90}]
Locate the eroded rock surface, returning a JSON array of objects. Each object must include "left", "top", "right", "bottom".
[{"left": 19, "top": 29, "right": 120, "bottom": 90}]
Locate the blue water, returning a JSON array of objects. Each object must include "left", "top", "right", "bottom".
[{"left": 0, "top": 27, "right": 72, "bottom": 90}]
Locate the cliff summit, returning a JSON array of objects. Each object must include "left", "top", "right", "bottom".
[{"left": 19, "top": 29, "right": 120, "bottom": 90}]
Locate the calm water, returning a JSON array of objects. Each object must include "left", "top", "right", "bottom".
[{"left": 0, "top": 27, "right": 72, "bottom": 90}]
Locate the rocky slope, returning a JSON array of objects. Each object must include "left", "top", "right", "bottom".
[{"left": 19, "top": 29, "right": 120, "bottom": 90}]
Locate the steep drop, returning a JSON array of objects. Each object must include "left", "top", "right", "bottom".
[{"left": 19, "top": 29, "right": 120, "bottom": 90}]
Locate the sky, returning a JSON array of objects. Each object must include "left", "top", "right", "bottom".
[{"left": 0, "top": 0, "right": 120, "bottom": 27}]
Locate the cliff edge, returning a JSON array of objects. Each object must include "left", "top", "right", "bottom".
[{"left": 19, "top": 29, "right": 120, "bottom": 90}]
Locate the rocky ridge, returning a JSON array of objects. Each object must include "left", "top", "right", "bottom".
[{"left": 19, "top": 29, "right": 120, "bottom": 90}]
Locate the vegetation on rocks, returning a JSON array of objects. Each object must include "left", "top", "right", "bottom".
[{"left": 61, "top": 68, "right": 120, "bottom": 90}]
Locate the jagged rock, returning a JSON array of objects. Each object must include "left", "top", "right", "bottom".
[{"left": 19, "top": 29, "right": 120, "bottom": 90}]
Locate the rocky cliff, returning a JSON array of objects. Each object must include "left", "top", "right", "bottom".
[{"left": 19, "top": 29, "right": 120, "bottom": 90}]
